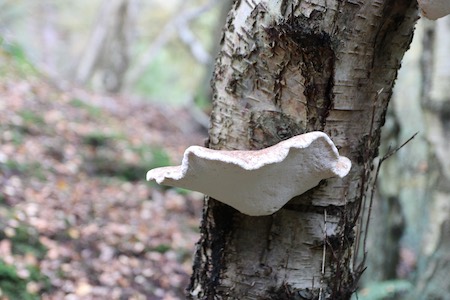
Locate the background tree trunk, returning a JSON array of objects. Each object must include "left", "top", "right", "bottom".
[
  {"left": 188, "top": 1, "right": 418, "bottom": 299},
  {"left": 194, "top": 0, "right": 234, "bottom": 107},
  {"left": 75, "top": 0, "right": 136, "bottom": 92},
  {"left": 364, "top": 17, "right": 450, "bottom": 300},
  {"left": 416, "top": 17, "right": 450, "bottom": 299}
]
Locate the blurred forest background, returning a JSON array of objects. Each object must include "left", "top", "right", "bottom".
[{"left": 0, "top": 0, "right": 449, "bottom": 299}]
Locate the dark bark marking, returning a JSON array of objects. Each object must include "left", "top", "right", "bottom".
[
  {"left": 372, "top": 0, "right": 416, "bottom": 70},
  {"left": 266, "top": 284, "right": 319, "bottom": 300},
  {"left": 356, "top": 127, "right": 381, "bottom": 165},
  {"left": 248, "top": 110, "right": 306, "bottom": 149},
  {"left": 187, "top": 199, "right": 236, "bottom": 298},
  {"left": 280, "top": 0, "right": 289, "bottom": 17},
  {"left": 266, "top": 21, "right": 336, "bottom": 131},
  {"left": 234, "top": 0, "right": 241, "bottom": 11}
]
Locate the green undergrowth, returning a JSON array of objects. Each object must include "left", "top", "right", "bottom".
[
  {"left": 0, "top": 160, "right": 46, "bottom": 181},
  {"left": 353, "top": 280, "right": 412, "bottom": 300},
  {"left": 69, "top": 98, "right": 103, "bottom": 118},
  {"left": 81, "top": 132, "right": 171, "bottom": 182},
  {"left": 0, "top": 35, "right": 181, "bottom": 298},
  {"left": 0, "top": 36, "right": 38, "bottom": 78},
  {"left": 0, "top": 210, "right": 51, "bottom": 299},
  {"left": 0, "top": 259, "right": 51, "bottom": 300}
]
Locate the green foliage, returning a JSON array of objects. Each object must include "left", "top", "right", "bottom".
[
  {"left": 117, "top": 145, "right": 171, "bottom": 182},
  {"left": 0, "top": 110, "right": 47, "bottom": 148},
  {"left": 0, "top": 36, "right": 37, "bottom": 77},
  {"left": 27, "top": 264, "right": 51, "bottom": 289},
  {"left": 173, "top": 187, "right": 191, "bottom": 196},
  {"left": 134, "top": 145, "right": 171, "bottom": 170},
  {"left": 0, "top": 260, "right": 29, "bottom": 300},
  {"left": 0, "top": 259, "right": 48, "bottom": 300},
  {"left": 0, "top": 220, "right": 47, "bottom": 260},
  {"left": 152, "top": 244, "right": 171, "bottom": 254},
  {"left": 81, "top": 132, "right": 171, "bottom": 182},
  {"left": 10, "top": 225, "right": 47, "bottom": 260},
  {"left": 134, "top": 48, "right": 205, "bottom": 105},
  {"left": 134, "top": 50, "right": 184, "bottom": 103},
  {"left": 18, "top": 110, "right": 45, "bottom": 127},
  {"left": 0, "top": 160, "right": 46, "bottom": 181},
  {"left": 0, "top": 220, "right": 49, "bottom": 300},
  {"left": 8, "top": 126, "right": 27, "bottom": 145},
  {"left": 82, "top": 132, "right": 113, "bottom": 148},
  {"left": 194, "top": 93, "right": 212, "bottom": 111},
  {"left": 354, "top": 280, "right": 413, "bottom": 300},
  {"left": 91, "top": 158, "right": 149, "bottom": 182},
  {"left": 1, "top": 38, "right": 27, "bottom": 63},
  {"left": 69, "top": 98, "right": 102, "bottom": 118},
  {"left": 110, "top": 145, "right": 171, "bottom": 182}
]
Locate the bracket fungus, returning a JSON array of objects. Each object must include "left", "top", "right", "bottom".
[
  {"left": 147, "top": 131, "right": 351, "bottom": 216},
  {"left": 418, "top": 0, "right": 450, "bottom": 20}
]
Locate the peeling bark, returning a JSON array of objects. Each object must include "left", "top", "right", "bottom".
[{"left": 188, "top": 1, "right": 418, "bottom": 299}]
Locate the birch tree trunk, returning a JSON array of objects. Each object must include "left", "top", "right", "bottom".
[{"left": 188, "top": 1, "right": 418, "bottom": 299}]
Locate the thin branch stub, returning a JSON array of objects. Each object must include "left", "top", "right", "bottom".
[{"left": 147, "top": 131, "right": 352, "bottom": 216}]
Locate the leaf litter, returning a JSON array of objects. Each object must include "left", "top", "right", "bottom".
[{"left": 0, "top": 76, "right": 206, "bottom": 299}]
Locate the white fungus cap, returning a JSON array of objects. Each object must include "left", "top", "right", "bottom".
[
  {"left": 418, "top": 0, "right": 450, "bottom": 20},
  {"left": 147, "top": 131, "right": 352, "bottom": 216}
]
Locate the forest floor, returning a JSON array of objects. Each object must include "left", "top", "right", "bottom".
[{"left": 0, "top": 62, "right": 207, "bottom": 299}]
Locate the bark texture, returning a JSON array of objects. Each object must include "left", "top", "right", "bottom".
[{"left": 188, "top": 1, "right": 418, "bottom": 299}]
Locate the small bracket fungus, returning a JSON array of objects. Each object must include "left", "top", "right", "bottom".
[
  {"left": 418, "top": 0, "right": 450, "bottom": 20},
  {"left": 147, "top": 131, "right": 351, "bottom": 216}
]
